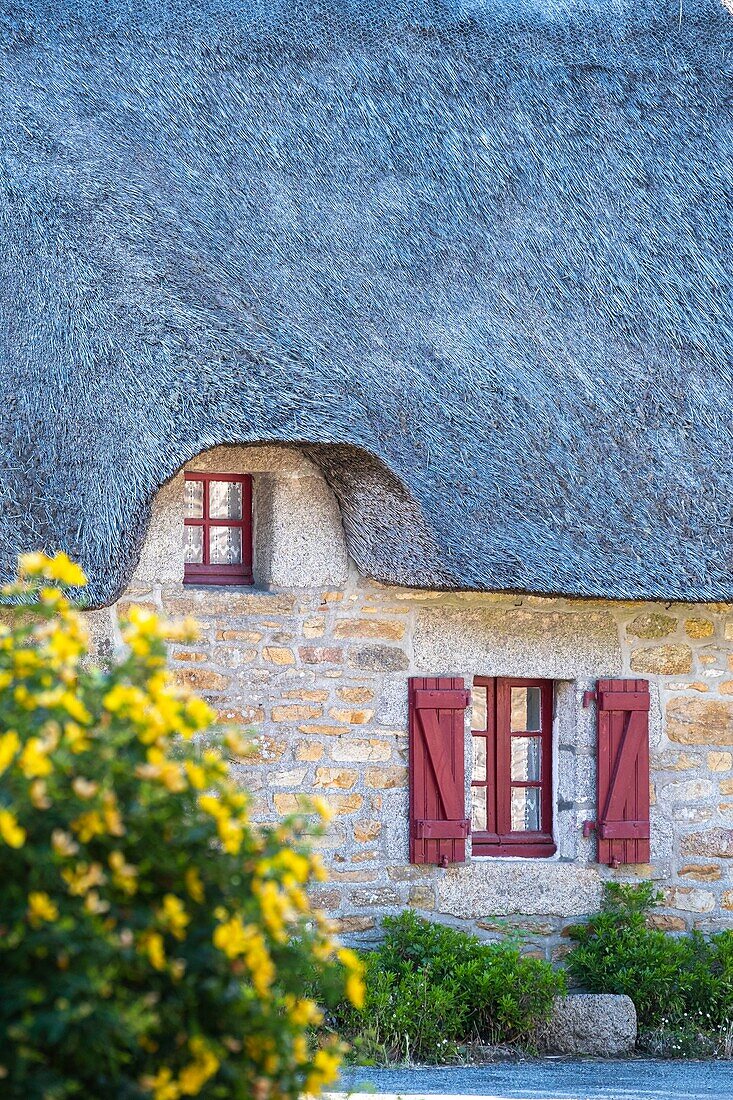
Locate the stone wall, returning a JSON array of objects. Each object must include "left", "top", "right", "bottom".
[{"left": 86, "top": 445, "right": 733, "bottom": 960}]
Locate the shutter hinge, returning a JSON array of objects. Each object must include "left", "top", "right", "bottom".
[
  {"left": 464, "top": 689, "right": 472, "bottom": 708},
  {"left": 582, "top": 820, "right": 596, "bottom": 837},
  {"left": 582, "top": 690, "right": 597, "bottom": 708}
]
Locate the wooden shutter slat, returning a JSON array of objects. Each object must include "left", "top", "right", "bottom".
[
  {"left": 409, "top": 676, "right": 468, "bottom": 865},
  {"left": 595, "top": 678, "right": 650, "bottom": 866}
]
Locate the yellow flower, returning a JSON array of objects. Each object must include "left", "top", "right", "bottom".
[
  {"left": 0, "top": 809, "right": 26, "bottom": 848},
  {"left": 223, "top": 728, "right": 250, "bottom": 757},
  {"left": 30, "top": 779, "right": 51, "bottom": 810},
  {"left": 0, "top": 730, "right": 20, "bottom": 775},
  {"left": 70, "top": 810, "right": 105, "bottom": 842},
  {"left": 178, "top": 1037, "right": 220, "bottom": 1095},
  {"left": 27, "top": 891, "right": 58, "bottom": 926},
  {"left": 103, "top": 792, "right": 125, "bottom": 836},
  {"left": 285, "top": 995, "right": 323, "bottom": 1028},
  {"left": 51, "top": 829, "right": 79, "bottom": 857},
  {"left": 62, "top": 861, "right": 106, "bottom": 896},
  {"left": 84, "top": 889, "right": 110, "bottom": 915},
  {"left": 64, "top": 722, "right": 91, "bottom": 753},
  {"left": 184, "top": 760, "right": 206, "bottom": 790},
  {"left": 109, "top": 851, "right": 138, "bottom": 896},
  {"left": 212, "top": 916, "right": 274, "bottom": 996},
  {"left": 183, "top": 696, "right": 214, "bottom": 731},
  {"left": 141, "top": 1066, "right": 180, "bottom": 1100},
  {"left": 17, "top": 551, "right": 47, "bottom": 577},
  {"left": 19, "top": 737, "right": 53, "bottom": 778},
  {"left": 346, "top": 971, "right": 366, "bottom": 1010},
  {"left": 139, "top": 930, "right": 166, "bottom": 971},
  {"left": 184, "top": 867, "right": 204, "bottom": 904},
  {"left": 45, "top": 552, "right": 87, "bottom": 587},
  {"left": 103, "top": 683, "right": 147, "bottom": 716},
  {"left": 305, "top": 1049, "right": 341, "bottom": 1094},
  {"left": 157, "top": 894, "right": 190, "bottom": 941}
]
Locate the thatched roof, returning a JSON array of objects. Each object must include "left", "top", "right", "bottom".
[{"left": 1, "top": 1, "right": 732, "bottom": 604}]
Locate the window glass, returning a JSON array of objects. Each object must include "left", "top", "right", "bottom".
[
  {"left": 471, "top": 786, "right": 487, "bottom": 832},
  {"left": 472, "top": 736, "right": 487, "bottom": 782},
  {"left": 184, "top": 480, "right": 204, "bottom": 519},
  {"left": 209, "top": 480, "right": 242, "bottom": 520},
  {"left": 510, "top": 737, "right": 541, "bottom": 782},
  {"left": 510, "top": 686, "right": 541, "bottom": 731},
  {"left": 511, "top": 787, "right": 541, "bottom": 832},
  {"left": 471, "top": 684, "right": 487, "bottom": 731},
  {"left": 183, "top": 525, "right": 203, "bottom": 564},
  {"left": 209, "top": 526, "right": 243, "bottom": 565}
]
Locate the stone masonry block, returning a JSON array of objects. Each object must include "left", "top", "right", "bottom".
[
  {"left": 538, "top": 995, "right": 636, "bottom": 1056},
  {"left": 667, "top": 697, "right": 733, "bottom": 745}
]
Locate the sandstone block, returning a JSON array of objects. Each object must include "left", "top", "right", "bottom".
[
  {"left": 338, "top": 686, "right": 375, "bottom": 704},
  {"left": 334, "top": 618, "right": 405, "bottom": 641},
  {"left": 296, "top": 739, "right": 325, "bottom": 762},
  {"left": 243, "top": 736, "right": 287, "bottom": 764},
  {"left": 333, "top": 915, "right": 375, "bottom": 933},
  {"left": 164, "top": 592, "right": 295, "bottom": 616},
  {"left": 626, "top": 613, "right": 677, "bottom": 639},
  {"left": 408, "top": 885, "right": 436, "bottom": 910},
  {"left": 720, "top": 681, "right": 733, "bottom": 695},
  {"left": 271, "top": 704, "right": 323, "bottom": 723},
  {"left": 685, "top": 618, "right": 715, "bottom": 639},
  {"left": 328, "top": 707, "right": 374, "bottom": 725},
  {"left": 646, "top": 914, "right": 687, "bottom": 931},
  {"left": 365, "top": 766, "right": 408, "bottom": 789},
  {"left": 720, "top": 778, "right": 733, "bottom": 795},
  {"left": 630, "top": 644, "right": 692, "bottom": 674},
  {"left": 273, "top": 793, "right": 301, "bottom": 814},
  {"left": 321, "top": 793, "right": 363, "bottom": 816},
  {"left": 723, "top": 891, "right": 733, "bottom": 910},
  {"left": 271, "top": 768, "right": 308, "bottom": 787},
  {"left": 347, "top": 645, "right": 409, "bottom": 672},
  {"left": 308, "top": 888, "right": 341, "bottom": 909},
  {"left": 216, "top": 706, "right": 265, "bottom": 725},
  {"left": 298, "top": 723, "right": 350, "bottom": 737},
  {"left": 299, "top": 646, "right": 343, "bottom": 664},
  {"left": 351, "top": 848, "right": 380, "bottom": 863},
  {"left": 303, "top": 617, "right": 326, "bottom": 638},
  {"left": 172, "top": 651, "right": 207, "bottom": 662},
  {"left": 351, "top": 887, "right": 401, "bottom": 906},
  {"left": 282, "top": 689, "right": 329, "bottom": 702},
  {"left": 538, "top": 995, "right": 636, "bottom": 1057},
  {"left": 667, "top": 697, "right": 733, "bottom": 745},
  {"left": 216, "top": 629, "right": 262, "bottom": 642},
  {"left": 354, "top": 820, "right": 382, "bottom": 842},
  {"left": 314, "top": 767, "right": 358, "bottom": 790},
  {"left": 263, "top": 646, "right": 295, "bottom": 666},
  {"left": 331, "top": 738, "right": 392, "bottom": 763},
  {"left": 664, "top": 886, "right": 715, "bottom": 913},
  {"left": 329, "top": 868, "right": 379, "bottom": 882},
  {"left": 708, "top": 751, "right": 733, "bottom": 772},
  {"left": 678, "top": 864, "right": 722, "bottom": 882},
  {"left": 172, "top": 668, "right": 229, "bottom": 692}
]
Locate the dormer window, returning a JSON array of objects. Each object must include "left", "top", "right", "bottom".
[{"left": 183, "top": 472, "right": 253, "bottom": 585}]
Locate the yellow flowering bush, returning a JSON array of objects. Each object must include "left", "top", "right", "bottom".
[{"left": 0, "top": 553, "right": 363, "bottom": 1099}]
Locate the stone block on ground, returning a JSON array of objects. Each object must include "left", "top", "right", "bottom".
[{"left": 537, "top": 994, "right": 637, "bottom": 1056}]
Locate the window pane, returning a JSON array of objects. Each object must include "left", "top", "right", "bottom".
[
  {"left": 184, "top": 525, "right": 203, "bottom": 564},
  {"left": 185, "top": 480, "right": 204, "bottom": 519},
  {"left": 471, "top": 786, "right": 487, "bottom": 832},
  {"left": 510, "top": 686, "right": 541, "bottom": 731},
  {"left": 510, "top": 737, "right": 541, "bottom": 782},
  {"left": 472, "top": 684, "right": 487, "bottom": 731},
  {"left": 209, "top": 480, "right": 243, "bottom": 520},
  {"left": 472, "top": 736, "right": 487, "bottom": 782},
  {"left": 510, "top": 787, "right": 541, "bottom": 832},
  {"left": 209, "top": 526, "right": 243, "bottom": 565}
]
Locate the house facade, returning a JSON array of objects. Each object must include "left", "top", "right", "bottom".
[{"left": 83, "top": 444, "right": 733, "bottom": 960}]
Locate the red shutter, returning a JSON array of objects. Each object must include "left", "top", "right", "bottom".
[
  {"left": 409, "top": 677, "right": 470, "bottom": 865},
  {"left": 595, "top": 678, "right": 650, "bottom": 866}
]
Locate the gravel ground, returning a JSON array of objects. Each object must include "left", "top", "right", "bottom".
[{"left": 334, "top": 1059, "right": 733, "bottom": 1099}]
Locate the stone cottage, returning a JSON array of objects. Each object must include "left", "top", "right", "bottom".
[{"left": 1, "top": 1, "right": 732, "bottom": 958}]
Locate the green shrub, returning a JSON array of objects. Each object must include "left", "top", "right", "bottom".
[
  {"left": 333, "top": 910, "right": 565, "bottom": 1063},
  {"left": 0, "top": 553, "right": 363, "bottom": 1099},
  {"left": 566, "top": 882, "right": 733, "bottom": 1035}
]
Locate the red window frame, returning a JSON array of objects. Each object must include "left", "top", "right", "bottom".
[
  {"left": 471, "top": 677, "right": 555, "bottom": 857},
  {"left": 183, "top": 472, "right": 253, "bottom": 586}
]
